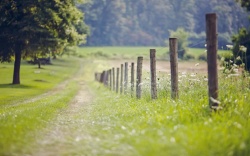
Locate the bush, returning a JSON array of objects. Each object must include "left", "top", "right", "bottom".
[
  {"left": 198, "top": 53, "right": 207, "bottom": 61},
  {"left": 183, "top": 53, "right": 195, "bottom": 60}
]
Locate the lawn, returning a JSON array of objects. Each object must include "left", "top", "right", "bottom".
[{"left": 0, "top": 57, "right": 79, "bottom": 106}]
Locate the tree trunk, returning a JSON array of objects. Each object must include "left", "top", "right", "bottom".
[{"left": 12, "top": 49, "right": 21, "bottom": 84}]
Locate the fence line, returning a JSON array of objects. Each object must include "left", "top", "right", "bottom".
[{"left": 94, "top": 13, "right": 219, "bottom": 109}]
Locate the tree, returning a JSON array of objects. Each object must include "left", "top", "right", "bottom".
[
  {"left": 232, "top": 0, "right": 250, "bottom": 70},
  {"left": 168, "top": 28, "right": 189, "bottom": 59},
  {"left": 0, "top": 0, "right": 88, "bottom": 84}
]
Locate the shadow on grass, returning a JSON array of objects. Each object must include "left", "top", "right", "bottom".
[{"left": 0, "top": 84, "right": 34, "bottom": 89}]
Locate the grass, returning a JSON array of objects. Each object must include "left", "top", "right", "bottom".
[
  {"left": 0, "top": 57, "right": 79, "bottom": 106},
  {"left": 0, "top": 80, "right": 79, "bottom": 155},
  {"left": 0, "top": 56, "right": 82, "bottom": 155},
  {"left": 77, "top": 46, "right": 231, "bottom": 60},
  {"left": 79, "top": 71, "right": 250, "bottom": 156},
  {"left": 0, "top": 46, "right": 249, "bottom": 155}
]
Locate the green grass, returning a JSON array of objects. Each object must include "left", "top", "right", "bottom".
[
  {"left": 0, "top": 57, "right": 79, "bottom": 106},
  {"left": 0, "top": 56, "right": 82, "bottom": 154},
  {"left": 0, "top": 46, "right": 248, "bottom": 155},
  {"left": 0, "top": 81, "right": 79, "bottom": 155},
  {"left": 78, "top": 71, "right": 250, "bottom": 156},
  {"left": 77, "top": 46, "right": 168, "bottom": 60},
  {"left": 77, "top": 46, "right": 231, "bottom": 60}
]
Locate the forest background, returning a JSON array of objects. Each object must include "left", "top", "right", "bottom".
[{"left": 79, "top": 0, "right": 250, "bottom": 47}]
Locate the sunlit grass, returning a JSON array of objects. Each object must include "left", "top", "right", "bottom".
[
  {"left": 79, "top": 71, "right": 250, "bottom": 156},
  {"left": 77, "top": 46, "right": 231, "bottom": 60},
  {"left": 0, "top": 57, "right": 79, "bottom": 106},
  {"left": 0, "top": 81, "right": 79, "bottom": 155}
]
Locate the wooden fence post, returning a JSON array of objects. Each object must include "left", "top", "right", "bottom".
[
  {"left": 100, "top": 71, "right": 105, "bottom": 84},
  {"left": 112, "top": 67, "right": 115, "bottom": 91},
  {"left": 131, "top": 62, "right": 135, "bottom": 97},
  {"left": 120, "top": 64, "right": 124, "bottom": 94},
  {"left": 104, "top": 70, "right": 109, "bottom": 87},
  {"left": 136, "top": 57, "right": 143, "bottom": 99},
  {"left": 169, "top": 38, "right": 179, "bottom": 99},
  {"left": 109, "top": 69, "right": 112, "bottom": 90},
  {"left": 206, "top": 13, "right": 219, "bottom": 109},
  {"left": 116, "top": 68, "right": 119, "bottom": 93},
  {"left": 124, "top": 62, "right": 128, "bottom": 94},
  {"left": 150, "top": 49, "right": 157, "bottom": 99}
]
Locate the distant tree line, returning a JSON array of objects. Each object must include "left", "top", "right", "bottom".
[{"left": 79, "top": 0, "right": 250, "bottom": 47}]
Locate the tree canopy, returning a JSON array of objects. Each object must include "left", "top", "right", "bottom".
[
  {"left": 0, "top": 0, "right": 88, "bottom": 84},
  {"left": 79, "top": 0, "right": 250, "bottom": 47},
  {"left": 232, "top": 0, "right": 250, "bottom": 70}
]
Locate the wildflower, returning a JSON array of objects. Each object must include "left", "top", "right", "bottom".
[
  {"left": 170, "top": 137, "right": 176, "bottom": 143},
  {"left": 240, "top": 45, "right": 247, "bottom": 53},
  {"left": 236, "top": 56, "right": 241, "bottom": 60},
  {"left": 228, "top": 74, "right": 240, "bottom": 77},
  {"left": 210, "top": 97, "right": 221, "bottom": 105},
  {"left": 226, "top": 44, "right": 233, "bottom": 49}
]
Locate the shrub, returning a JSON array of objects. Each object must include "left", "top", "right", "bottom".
[
  {"left": 183, "top": 53, "right": 195, "bottom": 60},
  {"left": 198, "top": 53, "right": 207, "bottom": 61}
]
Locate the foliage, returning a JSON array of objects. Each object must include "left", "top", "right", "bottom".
[
  {"left": 231, "top": 0, "right": 250, "bottom": 71},
  {"left": 167, "top": 28, "right": 189, "bottom": 59},
  {"left": 79, "top": 0, "right": 250, "bottom": 46},
  {"left": 198, "top": 53, "right": 207, "bottom": 61},
  {"left": 183, "top": 53, "right": 195, "bottom": 60},
  {"left": 0, "top": 0, "right": 88, "bottom": 84},
  {"left": 232, "top": 28, "right": 250, "bottom": 70}
]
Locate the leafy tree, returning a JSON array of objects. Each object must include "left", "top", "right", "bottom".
[
  {"left": 168, "top": 28, "right": 189, "bottom": 59},
  {"left": 79, "top": 0, "right": 249, "bottom": 46},
  {"left": 0, "top": 0, "right": 88, "bottom": 84},
  {"left": 232, "top": 0, "right": 250, "bottom": 70}
]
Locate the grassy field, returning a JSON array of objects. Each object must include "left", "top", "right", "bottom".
[
  {"left": 0, "top": 46, "right": 249, "bottom": 155},
  {"left": 80, "top": 71, "right": 250, "bottom": 156},
  {"left": 0, "top": 58, "right": 80, "bottom": 106},
  {"left": 77, "top": 46, "right": 230, "bottom": 60}
]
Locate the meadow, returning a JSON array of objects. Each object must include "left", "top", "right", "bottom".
[{"left": 0, "top": 47, "right": 250, "bottom": 155}]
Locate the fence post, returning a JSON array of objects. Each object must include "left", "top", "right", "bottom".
[
  {"left": 206, "top": 13, "right": 219, "bottom": 109},
  {"left": 104, "top": 70, "right": 109, "bottom": 87},
  {"left": 109, "top": 69, "right": 112, "bottom": 90},
  {"left": 131, "top": 62, "right": 135, "bottom": 97},
  {"left": 116, "top": 68, "right": 119, "bottom": 93},
  {"left": 100, "top": 71, "right": 105, "bottom": 84},
  {"left": 124, "top": 62, "right": 128, "bottom": 94},
  {"left": 120, "top": 64, "right": 124, "bottom": 94},
  {"left": 150, "top": 49, "right": 157, "bottom": 99},
  {"left": 136, "top": 57, "right": 143, "bottom": 99},
  {"left": 112, "top": 67, "right": 115, "bottom": 91},
  {"left": 169, "top": 38, "right": 179, "bottom": 99}
]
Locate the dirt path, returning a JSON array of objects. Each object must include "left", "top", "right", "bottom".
[
  {"left": 31, "top": 82, "right": 94, "bottom": 156},
  {"left": 29, "top": 59, "right": 97, "bottom": 155}
]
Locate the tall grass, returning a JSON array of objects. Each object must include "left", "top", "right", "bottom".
[{"left": 79, "top": 71, "right": 250, "bottom": 156}]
